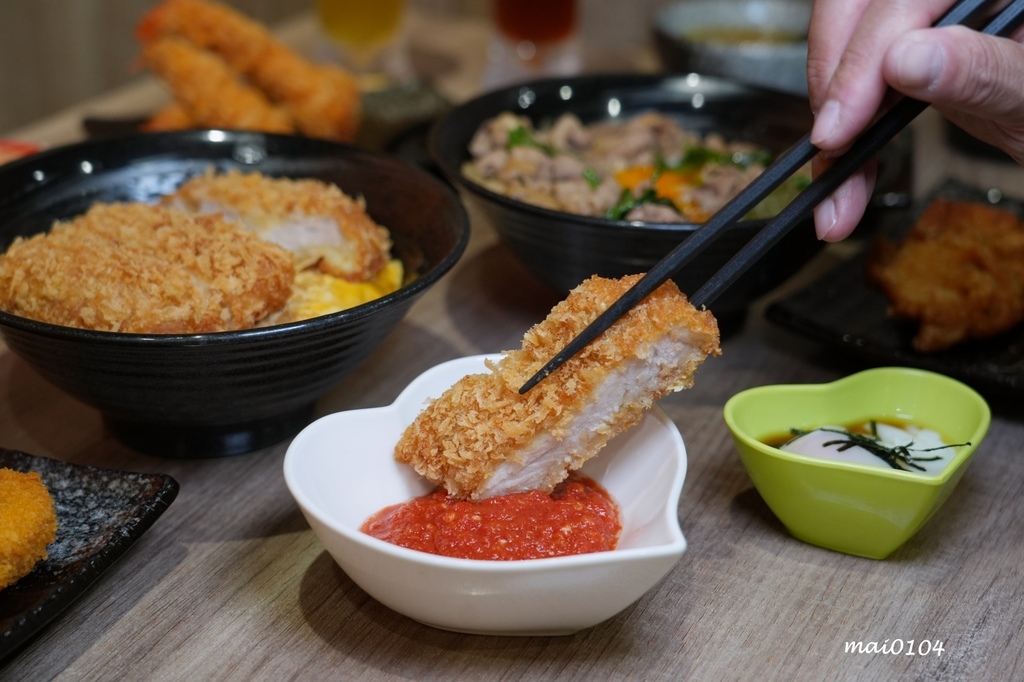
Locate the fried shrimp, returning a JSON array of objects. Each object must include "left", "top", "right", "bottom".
[
  {"left": 141, "top": 37, "right": 295, "bottom": 134},
  {"left": 395, "top": 274, "right": 721, "bottom": 500},
  {"left": 166, "top": 170, "right": 393, "bottom": 282},
  {"left": 0, "top": 468, "right": 58, "bottom": 590},
  {"left": 0, "top": 203, "right": 295, "bottom": 333},
  {"left": 140, "top": 101, "right": 194, "bottom": 132},
  {"left": 137, "top": 0, "right": 361, "bottom": 141},
  {"left": 868, "top": 199, "right": 1024, "bottom": 352}
]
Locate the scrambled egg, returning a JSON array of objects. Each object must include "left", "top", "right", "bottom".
[{"left": 275, "top": 259, "right": 404, "bottom": 323}]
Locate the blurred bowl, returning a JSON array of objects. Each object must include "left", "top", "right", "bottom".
[
  {"left": 653, "top": 0, "right": 812, "bottom": 96},
  {"left": 284, "top": 354, "right": 688, "bottom": 636},
  {"left": 429, "top": 73, "right": 822, "bottom": 331},
  {"left": 723, "top": 367, "right": 991, "bottom": 559},
  {"left": 0, "top": 130, "right": 469, "bottom": 458}
]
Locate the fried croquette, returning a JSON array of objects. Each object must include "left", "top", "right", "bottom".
[
  {"left": 395, "top": 274, "right": 721, "bottom": 500},
  {"left": 868, "top": 198, "right": 1024, "bottom": 352},
  {"left": 0, "top": 468, "right": 58, "bottom": 590},
  {"left": 0, "top": 203, "right": 295, "bottom": 333},
  {"left": 166, "top": 170, "right": 393, "bottom": 282}
]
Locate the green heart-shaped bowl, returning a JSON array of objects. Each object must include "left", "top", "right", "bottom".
[{"left": 723, "top": 367, "right": 990, "bottom": 559}]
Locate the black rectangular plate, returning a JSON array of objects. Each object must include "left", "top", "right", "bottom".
[
  {"left": 0, "top": 449, "right": 178, "bottom": 661},
  {"left": 767, "top": 179, "right": 1024, "bottom": 399}
]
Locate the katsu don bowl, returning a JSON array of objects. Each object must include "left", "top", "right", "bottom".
[
  {"left": 0, "top": 130, "right": 469, "bottom": 457},
  {"left": 284, "top": 354, "right": 689, "bottom": 636},
  {"left": 430, "top": 73, "right": 822, "bottom": 331}
]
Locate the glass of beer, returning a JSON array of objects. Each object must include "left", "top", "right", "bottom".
[
  {"left": 315, "top": 0, "right": 410, "bottom": 85},
  {"left": 484, "top": 0, "right": 580, "bottom": 88}
]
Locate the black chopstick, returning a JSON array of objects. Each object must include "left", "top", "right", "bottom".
[{"left": 520, "top": 0, "right": 1020, "bottom": 394}]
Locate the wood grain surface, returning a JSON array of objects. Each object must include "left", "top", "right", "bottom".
[{"left": 3, "top": 11, "right": 1024, "bottom": 682}]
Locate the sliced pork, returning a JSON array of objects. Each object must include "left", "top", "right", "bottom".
[{"left": 394, "top": 274, "right": 721, "bottom": 499}]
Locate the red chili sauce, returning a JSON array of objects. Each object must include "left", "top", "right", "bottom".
[{"left": 361, "top": 473, "right": 621, "bottom": 561}]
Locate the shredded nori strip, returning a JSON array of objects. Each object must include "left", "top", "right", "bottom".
[{"left": 786, "top": 422, "right": 970, "bottom": 472}]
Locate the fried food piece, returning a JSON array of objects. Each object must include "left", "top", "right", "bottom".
[
  {"left": 868, "top": 198, "right": 1024, "bottom": 352},
  {"left": 0, "top": 468, "right": 58, "bottom": 590},
  {"left": 0, "top": 203, "right": 295, "bottom": 333},
  {"left": 166, "top": 170, "right": 393, "bottom": 282},
  {"left": 137, "top": 0, "right": 361, "bottom": 141},
  {"left": 141, "top": 101, "right": 194, "bottom": 131},
  {"left": 395, "top": 274, "right": 721, "bottom": 500},
  {"left": 141, "top": 37, "right": 295, "bottom": 134}
]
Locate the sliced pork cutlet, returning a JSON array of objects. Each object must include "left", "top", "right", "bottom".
[
  {"left": 0, "top": 203, "right": 294, "bottom": 333},
  {"left": 165, "top": 170, "right": 392, "bottom": 282},
  {"left": 395, "top": 274, "right": 721, "bottom": 500}
]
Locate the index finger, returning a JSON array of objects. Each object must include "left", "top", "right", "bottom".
[
  {"left": 806, "top": 0, "right": 872, "bottom": 112},
  {"left": 810, "top": 0, "right": 960, "bottom": 152}
]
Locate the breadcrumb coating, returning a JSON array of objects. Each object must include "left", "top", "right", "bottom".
[
  {"left": 141, "top": 101, "right": 195, "bottom": 132},
  {"left": 0, "top": 203, "right": 295, "bottom": 333},
  {"left": 0, "top": 468, "right": 58, "bottom": 590},
  {"left": 395, "top": 274, "right": 721, "bottom": 499},
  {"left": 137, "top": 0, "right": 362, "bottom": 141},
  {"left": 868, "top": 199, "right": 1024, "bottom": 352},
  {"left": 141, "top": 37, "right": 295, "bottom": 134},
  {"left": 167, "top": 170, "right": 393, "bottom": 282}
]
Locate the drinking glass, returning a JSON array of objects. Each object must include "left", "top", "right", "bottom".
[
  {"left": 483, "top": 0, "right": 581, "bottom": 88},
  {"left": 315, "top": 0, "right": 411, "bottom": 86}
]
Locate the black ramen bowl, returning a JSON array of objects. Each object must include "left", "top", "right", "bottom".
[
  {"left": 429, "top": 73, "right": 822, "bottom": 331},
  {"left": 0, "top": 130, "right": 469, "bottom": 458}
]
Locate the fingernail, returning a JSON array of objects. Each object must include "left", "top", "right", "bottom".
[
  {"left": 811, "top": 99, "right": 841, "bottom": 147},
  {"left": 893, "top": 40, "right": 943, "bottom": 89},
  {"left": 815, "top": 198, "right": 837, "bottom": 241}
]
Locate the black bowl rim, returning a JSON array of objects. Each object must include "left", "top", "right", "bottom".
[
  {"left": 427, "top": 72, "right": 808, "bottom": 237},
  {"left": 0, "top": 129, "right": 471, "bottom": 347}
]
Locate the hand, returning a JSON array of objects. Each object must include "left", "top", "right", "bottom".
[{"left": 806, "top": 0, "right": 1024, "bottom": 242}]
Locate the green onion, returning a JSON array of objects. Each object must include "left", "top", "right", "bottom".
[
  {"left": 506, "top": 125, "right": 555, "bottom": 155},
  {"left": 605, "top": 187, "right": 676, "bottom": 221},
  {"left": 670, "top": 145, "right": 772, "bottom": 172}
]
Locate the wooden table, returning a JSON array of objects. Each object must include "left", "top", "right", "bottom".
[{"left": 4, "top": 11, "right": 1024, "bottom": 682}]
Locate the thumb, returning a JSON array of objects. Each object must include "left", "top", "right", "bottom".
[{"left": 885, "top": 26, "right": 1024, "bottom": 123}]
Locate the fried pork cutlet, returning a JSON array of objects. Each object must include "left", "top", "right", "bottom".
[
  {"left": 0, "top": 468, "right": 58, "bottom": 590},
  {"left": 868, "top": 198, "right": 1024, "bottom": 352},
  {"left": 165, "top": 170, "right": 393, "bottom": 282},
  {"left": 395, "top": 274, "right": 721, "bottom": 500},
  {"left": 0, "top": 203, "right": 295, "bottom": 333}
]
